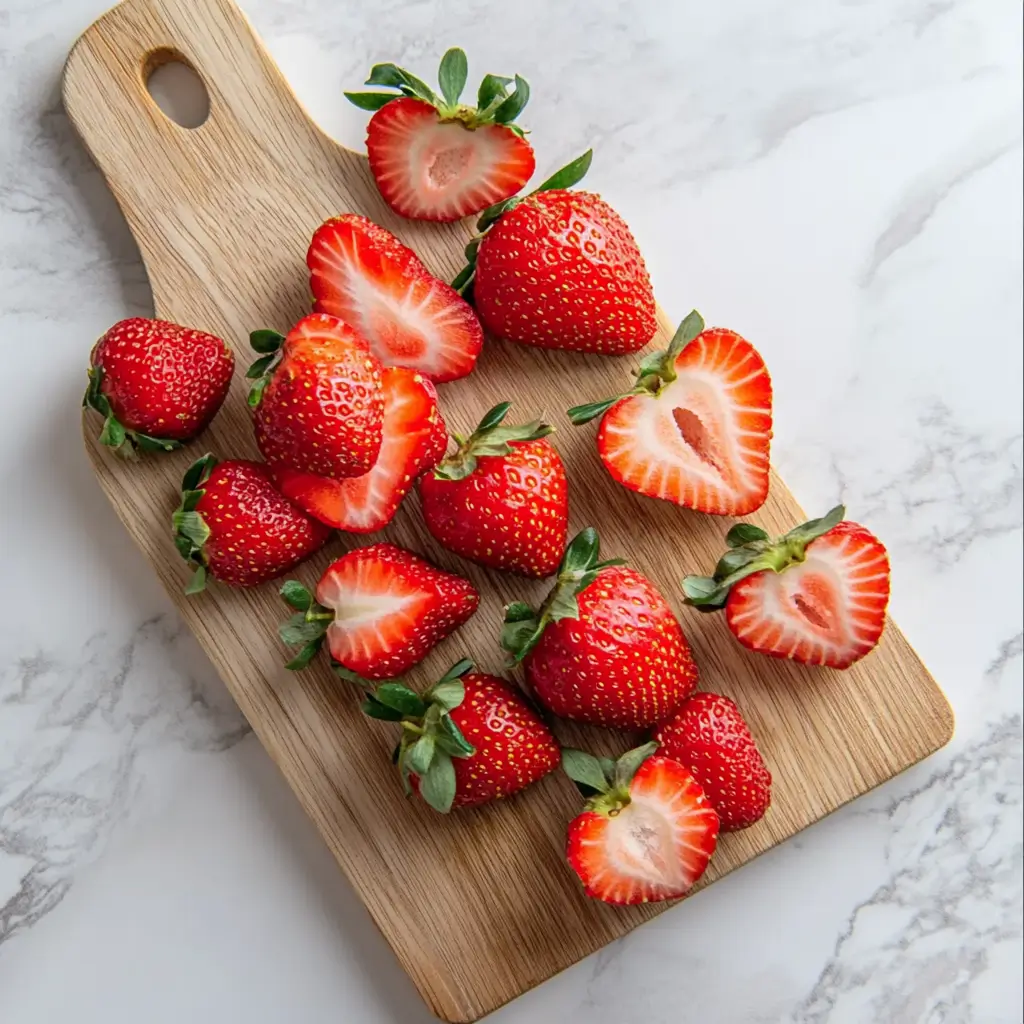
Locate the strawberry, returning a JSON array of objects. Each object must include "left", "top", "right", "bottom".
[
  {"left": 246, "top": 313, "right": 384, "bottom": 479},
  {"left": 274, "top": 367, "right": 446, "bottom": 533},
  {"left": 361, "top": 658, "right": 560, "bottom": 812},
  {"left": 84, "top": 317, "right": 234, "bottom": 456},
  {"left": 419, "top": 402, "right": 569, "bottom": 578},
  {"left": 308, "top": 215, "right": 483, "bottom": 382},
  {"left": 568, "top": 311, "right": 773, "bottom": 516},
  {"left": 683, "top": 506, "right": 891, "bottom": 669},
  {"left": 561, "top": 743, "right": 719, "bottom": 904},
  {"left": 277, "top": 543, "right": 479, "bottom": 679},
  {"left": 345, "top": 48, "right": 535, "bottom": 222},
  {"left": 171, "top": 454, "right": 330, "bottom": 593},
  {"left": 452, "top": 151, "right": 657, "bottom": 355},
  {"left": 503, "top": 529, "right": 699, "bottom": 728},
  {"left": 652, "top": 692, "right": 772, "bottom": 832}
]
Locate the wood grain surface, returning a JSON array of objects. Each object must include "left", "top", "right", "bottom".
[{"left": 62, "top": 1, "right": 954, "bottom": 1020}]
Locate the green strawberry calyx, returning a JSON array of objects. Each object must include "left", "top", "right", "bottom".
[
  {"left": 430, "top": 401, "right": 553, "bottom": 482},
  {"left": 681, "top": 505, "right": 847, "bottom": 612},
  {"left": 171, "top": 453, "right": 219, "bottom": 595},
  {"left": 360, "top": 658, "right": 478, "bottom": 814},
  {"left": 276, "top": 579, "right": 336, "bottom": 670},
  {"left": 565, "top": 310, "right": 706, "bottom": 426},
  {"left": 83, "top": 365, "right": 183, "bottom": 458},
  {"left": 245, "top": 329, "right": 286, "bottom": 409},
  {"left": 346, "top": 48, "right": 532, "bottom": 135},
  {"left": 560, "top": 742, "right": 659, "bottom": 816},
  {"left": 451, "top": 149, "right": 595, "bottom": 298},
  {"left": 501, "top": 527, "right": 626, "bottom": 664}
]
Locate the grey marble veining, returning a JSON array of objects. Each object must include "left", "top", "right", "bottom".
[{"left": 0, "top": 0, "right": 1020, "bottom": 1021}]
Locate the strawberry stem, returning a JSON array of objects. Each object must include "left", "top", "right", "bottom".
[
  {"left": 361, "top": 660, "right": 477, "bottom": 813},
  {"left": 450, "top": 149, "right": 595, "bottom": 291},
  {"left": 432, "top": 402, "right": 553, "bottom": 481},
  {"left": 561, "top": 742, "right": 658, "bottom": 810},
  {"left": 682, "top": 505, "right": 847, "bottom": 611},
  {"left": 566, "top": 312, "right": 706, "bottom": 427},
  {"left": 502, "top": 528, "right": 626, "bottom": 663}
]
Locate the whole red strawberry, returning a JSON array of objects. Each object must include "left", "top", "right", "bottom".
[
  {"left": 362, "top": 658, "right": 560, "bottom": 812},
  {"left": 453, "top": 151, "right": 657, "bottom": 354},
  {"left": 503, "top": 529, "right": 699, "bottom": 728},
  {"left": 561, "top": 742, "right": 719, "bottom": 904},
  {"left": 275, "top": 366, "right": 447, "bottom": 533},
  {"left": 569, "top": 311, "right": 773, "bottom": 516},
  {"left": 683, "top": 506, "right": 891, "bottom": 669},
  {"left": 85, "top": 317, "right": 234, "bottom": 455},
  {"left": 277, "top": 544, "right": 479, "bottom": 679},
  {"left": 308, "top": 215, "right": 483, "bottom": 382},
  {"left": 419, "top": 402, "right": 569, "bottom": 578},
  {"left": 247, "top": 313, "right": 384, "bottom": 479},
  {"left": 346, "top": 49, "right": 535, "bottom": 222},
  {"left": 171, "top": 454, "right": 330, "bottom": 593},
  {"left": 652, "top": 692, "right": 772, "bottom": 831}
]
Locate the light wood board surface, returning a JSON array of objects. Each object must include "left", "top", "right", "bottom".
[{"left": 63, "top": 1, "right": 954, "bottom": 1020}]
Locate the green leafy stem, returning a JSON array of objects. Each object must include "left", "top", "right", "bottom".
[{"left": 501, "top": 527, "right": 626, "bottom": 664}]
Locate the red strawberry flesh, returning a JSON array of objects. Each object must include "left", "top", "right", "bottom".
[
  {"left": 652, "top": 692, "right": 772, "bottom": 832},
  {"left": 420, "top": 436, "right": 568, "bottom": 578},
  {"left": 190, "top": 460, "right": 330, "bottom": 588},
  {"left": 473, "top": 190, "right": 657, "bottom": 354},
  {"left": 726, "top": 521, "right": 890, "bottom": 669},
  {"left": 253, "top": 313, "right": 384, "bottom": 480},
  {"left": 308, "top": 214, "right": 483, "bottom": 382},
  {"left": 366, "top": 97, "right": 535, "bottom": 222},
  {"left": 411, "top": 672, "right": 559, "bottom": 809},
  {"left": 598, "top": 327, "right": 772, "bottom": 516},
  {"left": 275, "top": 367, "right": 446, "bottom": 532},
  {"left": 525, "top": 565, "right": 698, "bottom": 728},
  {"left": 315, "top": 544, "right": 478, "bottom": 679},
  {"left": 89, "top": 317, "right": 234, "bottom": 442},
  {"left": 567, "top": 755, "right": 719, "bottom": 905}
]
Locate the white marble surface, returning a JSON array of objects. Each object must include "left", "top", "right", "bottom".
[{"left": 1, "top": 0, "right": 1021, "bottom": 1021}]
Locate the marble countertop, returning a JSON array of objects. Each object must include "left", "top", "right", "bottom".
[{"left": 1, "top": 0, "right": 1021, "bottom": 1021}]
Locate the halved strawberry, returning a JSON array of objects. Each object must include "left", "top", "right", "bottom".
[
  {"left": 277, "top": 544, "right": 479, "bottom": 679},
  {"left": 346, "top": 49, "right": 535, "bottom": 222},
  {"left": 308, "top": 214, "right": 483, "bottom": 382},
  {"left": 562, "top": 743, "right": 719, "bottom": 905},
  {"left": 274, "top": 367, "right": 446, "bottom": 533},
  {"left": 568, "top": 311, "right": 772, "bottom": 516},
  {"left": 683, "top": 507, "right": 891, "bottom": 669}
]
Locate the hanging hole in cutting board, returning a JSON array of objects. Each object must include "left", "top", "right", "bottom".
[{"left": 145, "top": 50, "right": 209, "bottom": 129}]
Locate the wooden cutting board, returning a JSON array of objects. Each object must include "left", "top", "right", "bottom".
[{"left": 63, "top": 1, "right": 954, "bottom": 1020}]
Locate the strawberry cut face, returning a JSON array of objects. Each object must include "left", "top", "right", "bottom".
[
  {"left": 274, "top": 367, "right": 445, "bottom": 533},
  {"left": 314, "top": 544, "right": 479, "bottom": 679},
  {"left": 726, "top": 522, "right": 891, "bottom": 669},
  {"left": 598, "top": 328, "right": 772, "bottom": 516},
  {"left": 566, "top": 756, "right": 719, "bottom": 905},
  {"left": 367, "top": 98, "right": 536, "bottom": 221},
  {"left": 308, "top": 214, "right": 483, "bottom": 383}
]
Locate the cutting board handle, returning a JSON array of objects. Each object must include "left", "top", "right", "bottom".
[
  {"left": 63, "top": 0, "right": 316, "bottom": 196},
  {"left": 61, "top": 0, "right": 379, "bottom": 326}
]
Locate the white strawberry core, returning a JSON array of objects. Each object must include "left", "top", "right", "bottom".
[
  {"left": 601, "top": 798, "right": 685, "bottom": 890},
  {"left": 428, "top": 145, "right": 472, "bottom": 188},
  {"left": 318, "top": 571, "right": 427, "bottom": 663},
  {"left": 342, "top": 270, "right": 430, "bottom": 361},
  {"left": 406, "top": 121, "right": 489, "bottom": 198}
]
